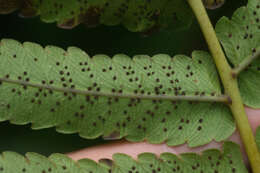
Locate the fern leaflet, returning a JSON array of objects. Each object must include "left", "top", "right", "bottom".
[
  {"left": 0, "top": 142, "right": 247, "bottom": 173},
  {"left": 216, "top": 0, "right": 260, "bottom": 108},
  {"left": 0, "top": 39, "right": 234, "bottom": 147},
  {"left": 0, "top": 0, "right": 193, "bottom": 32}
]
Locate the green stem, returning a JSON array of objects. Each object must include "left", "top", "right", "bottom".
[
  {"left": 232, "top": 50, "right": 260, "bottom": 77},
  {"left": 187, "top": 0, "right": 260, "bottom": 172},
  {"left": 0, "top": 77, "right": 229, "bottom": 103}
]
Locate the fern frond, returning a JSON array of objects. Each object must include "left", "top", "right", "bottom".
[
  {"left": 0, "top": 0, "right": 193, "bottom": 32},
  {"left": 215, "top": 0, "right": 260, "bottom": 108},
  {"left": 0, "top": 142, "right": 248, "bottom": 173},
  {"left": 0, "top": 39, "right": 235, "bottom": 147}
]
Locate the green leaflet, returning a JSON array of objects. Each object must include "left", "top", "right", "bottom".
[
  {"left": 0, "top": 39, "right": 235, "bottom": 147},
  {"left": 0, "top": 0, "right": 193, "bottom": 32},
  {"left": 257, "top": 126, "right": 260, "bottom": 150},
  {"left": 0, "top": 142, "right": 248, "bottom": 173},
  {"left": 215, "top": 0, "right": 260, "bottom": 108}
]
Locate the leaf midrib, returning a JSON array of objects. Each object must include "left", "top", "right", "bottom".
[{"left": 0, "top": 77, "right": 229, "bottom": 103}]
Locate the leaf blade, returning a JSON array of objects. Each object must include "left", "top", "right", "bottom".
[
  {"left": 215, "top": 0, "right": 260, "bottom": 108},
  {"left": 1, "top": 0, "right": 193, "bottom": 32},
  {"left": 0, "top": 39, "right": 235, "bottom": 147},
  {"left": 0, "top": 142, "right": 248, "bottom": 173}
]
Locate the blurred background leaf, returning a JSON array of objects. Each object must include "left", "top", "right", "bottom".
[{"left": 0, "top": 0, "right": 246, "bottom": 156}]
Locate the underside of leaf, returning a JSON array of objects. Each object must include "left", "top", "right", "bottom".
[
  {"left": 0, "top": 0, "right": 193, "bottom": 32},
  {"left": 0, "top": 39, "right": 235, "bottom": 147},
  {"left": 215, "top": 0, "right": 260, "bottom": 108},
  {"left": 0, "top": 142, "right": 248, "bottom": 173}
]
